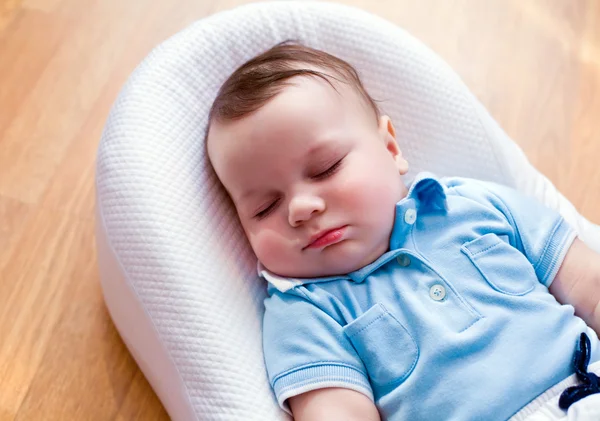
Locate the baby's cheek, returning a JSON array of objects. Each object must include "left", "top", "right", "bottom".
[
  {"left": 249, "top": 229, "right": 276, "bottom": 258},
  {"left": 341, "top": 170, "right": 401, "bottom": 221},
  {"left": 248, "top": 226, "right": 296, "bottom": 267},
  {"left": 343, "top": 173, "right": 389, "bottom": 204}
]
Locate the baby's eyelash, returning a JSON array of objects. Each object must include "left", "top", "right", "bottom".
[
  {"left": 255, "top": 198, "right": 280, "bottom": 220},
  {"left": 313, "top": 158, "right": 343, "bottom": 180}
]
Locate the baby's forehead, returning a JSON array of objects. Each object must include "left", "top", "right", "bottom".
[
  {"left": 207, "top": 75, "right": 374, "bottom": 185},
  {"left": 210, "top": 76, "right": 357, "bottom": 140}
]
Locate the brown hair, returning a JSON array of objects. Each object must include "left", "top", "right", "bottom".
[{"left": 206, "top": 41, "right": 381, "bottom": 129}]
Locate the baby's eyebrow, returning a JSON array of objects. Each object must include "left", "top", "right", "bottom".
[
  {"left": 239, "top": 187, "right": 277, "bottom": 204},
  {"left": 306, "top": 142, "right": 336, "bottom": 158},
  {"left": 239, "top": 188, "right": 258, "bottom": 202}
]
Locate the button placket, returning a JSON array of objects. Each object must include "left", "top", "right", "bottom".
[
  {"left": 390, "top": 199, "right": 417, "bottom": 250},
  {"left": 404, "top": 208, "right": 417, "bottom": 225},
  {"left": 392, "top": 251, "right": 482, "bottom": 332}
]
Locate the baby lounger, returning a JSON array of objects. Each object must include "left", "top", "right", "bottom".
[{"left": 94, "top": 2, "right": 600, "bottom": 420}]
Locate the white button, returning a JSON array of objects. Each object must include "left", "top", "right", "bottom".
[
  {"left": 429, "top": 284, "right": 446, "bottom": 301},
  {"left": 397, "top": 254, "right": 411, "bottom": 267},
  {"left": 404, "top": 208, "right": 417, "bottom": 225}
]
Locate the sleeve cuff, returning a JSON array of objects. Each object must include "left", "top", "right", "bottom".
[
  {"left": 537, "top": 218, "right": 577, "bottom": 287},
  {"left": 272, "top": 363, "right": 373, "bottom": 414}
]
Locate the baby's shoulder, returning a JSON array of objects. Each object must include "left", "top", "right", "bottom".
[
  {"left": 441, "top": 176, "right": 516, "bottom": 201},
  {"left": 436, "top": 175, "right": 528, "bottom": 218},
  {"left": 441, "top": 175, "right": 499, "bottom": 190}
]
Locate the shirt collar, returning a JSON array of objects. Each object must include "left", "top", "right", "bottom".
[
  {"left": 258, "top": 172, "right": 447, "bottom": 292},
  {"left": 388, "top": 172, "right": 447, "bottom": 250},
  {"left": 405, "top": 172, "right": 447, "bottom": 211},
  {"left": 257, "top": 261, "right": 348, "bottom": 293}
]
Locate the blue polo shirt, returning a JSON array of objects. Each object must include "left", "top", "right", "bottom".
[{"left": 260, "top": 173, "right": 598, "bottom": 421}]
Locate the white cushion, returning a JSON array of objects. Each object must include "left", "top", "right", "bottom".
[{"left": 95, "top": 2, "right": 600, "bottom": 420}]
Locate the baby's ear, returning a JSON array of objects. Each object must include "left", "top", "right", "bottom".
[
  {"left": 379, "top": 116, "right": 409, "bottom": 175},
  {"left": 394, "top": 150, "right": 410, "bottom": 175},
  {"left": 378, "top": 115, "right": 396, "bottom": 139}
]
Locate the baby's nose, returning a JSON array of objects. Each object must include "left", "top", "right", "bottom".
[{"left": 288, "top": 194, "right": 326, "bottom": 226}]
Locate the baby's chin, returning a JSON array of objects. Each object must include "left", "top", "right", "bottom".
[{"left": 261, "top": 239, "right": 388, "bottom": 279}]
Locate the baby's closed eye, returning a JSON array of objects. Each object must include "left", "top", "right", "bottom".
[
  {"left": 312, "top": 158, "right": 344, "bottom": 180},
  {"left": 255, "top": 198, "right": 281, "bottom": 220}
]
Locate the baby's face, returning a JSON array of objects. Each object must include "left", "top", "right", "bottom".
[{"left": 208, "top": 76, "right": 408, "bottom": 278}]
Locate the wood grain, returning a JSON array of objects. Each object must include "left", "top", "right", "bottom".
[{"left": 0, "top": 1, "right": 598, "bottom": 420}]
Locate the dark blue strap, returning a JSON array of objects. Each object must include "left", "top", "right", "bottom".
[{"left": 559, "top": 333, "right": 600, "bottom": 410}]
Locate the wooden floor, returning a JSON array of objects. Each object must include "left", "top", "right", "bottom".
[{"left": 1, "top": 0, "right": 599, "bottom": 419}]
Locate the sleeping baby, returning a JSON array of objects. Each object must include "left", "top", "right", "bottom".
[{"left": 206, "top": 41, "right": 600, "bottom": 420}]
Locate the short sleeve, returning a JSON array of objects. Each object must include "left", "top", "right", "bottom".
[
  {"left": 262, "top": 289, "right": 373, "bottom": 414},
  {"left": 451, "top": 179, "right": 577, "bottom": 287}
]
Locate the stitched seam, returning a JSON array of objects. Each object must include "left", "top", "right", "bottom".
[
  {"left": 277, "top": 377, "right": 370, "bottom": 395},
  {"left": 346, "top": 312, "right": 387, "bottom": 337},
  {"left": 533, "top": 220, "right": 562, "bottom": 279},
  {"left": 540, "top": 223, "right": 577, "bottom": 286},
  {"left": 484, "top": 188, "right": 534, "bottom": 260},
  {"left": 463, "top": 249, "right": 535, "bottom": 296},
  {"left": 459, "top": 315, "right": 484, "bottom": 333},
  {"left": 466, "top": 240, "right": 503, "bottom": 257},
  {"left": 344, "top": 307, "right": 420, "bottom": 387},
  {"left": 380, "top": 311, "right": 420, "bottom": 386},
  {"left": 272, "top": 361, "right": 368, "bottom": 385}
]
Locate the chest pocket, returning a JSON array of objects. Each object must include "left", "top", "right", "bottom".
[
  {"left": 343, "top": 303, "right": 418, "bottom": 387},
  {"left": 461, "top": 233, "right": 536, "bottom": 295}
]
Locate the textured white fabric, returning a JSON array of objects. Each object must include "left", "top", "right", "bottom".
[
  {"left": 95, "top": 1, "right": 600, "bottom": 420},
  {"left": 510, "top": 361, "right": 600, "bottom": 421}
]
